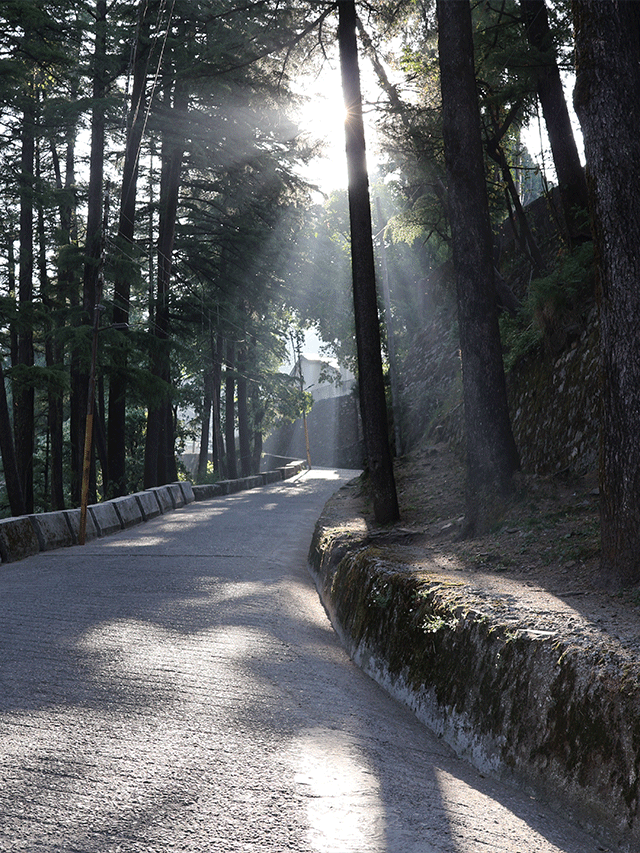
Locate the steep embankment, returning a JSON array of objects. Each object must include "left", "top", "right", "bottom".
[{"left": 308, "top": 463, "right": 640, "bottom": 852}]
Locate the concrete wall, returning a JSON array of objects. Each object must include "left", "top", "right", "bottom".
[{"left": 0, "top": 465, "right": 304, "bottom": 563}]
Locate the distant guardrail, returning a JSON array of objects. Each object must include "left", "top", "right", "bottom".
[{"left": 0, "top": 461, "right": 306, "bottom": 564}]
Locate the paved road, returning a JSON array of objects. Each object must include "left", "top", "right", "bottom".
[{"left": 0, "top": 469, "right": 605, "bottom": 852}]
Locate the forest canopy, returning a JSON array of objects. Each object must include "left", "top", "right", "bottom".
[{"left": 1, "top": 0, "right": 638, "bottom": 588}]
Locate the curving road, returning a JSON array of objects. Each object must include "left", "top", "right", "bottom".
[{"left": 0, "top": 469, "right": 604, "bottom": 852}]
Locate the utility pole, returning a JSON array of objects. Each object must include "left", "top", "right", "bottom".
[{"left": 292, "top": 332, "right": 312, "bottom": 470}]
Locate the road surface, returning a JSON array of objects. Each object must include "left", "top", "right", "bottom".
[{"left": 0, "top": 469, "right": 605, "bottom": 852}]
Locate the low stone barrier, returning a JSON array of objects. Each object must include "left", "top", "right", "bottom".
[
  {"left": 166, "top": 483, "right": 185, "bottom": 508},
  {"left": 146, "top": 486, "right": 173, "bottom": 514},
  {"left": 0, "top": 517, "right": 40, "bottom": 562},
  {"left": 191, "top": 462, "right": 305, "bottom": 501},
  {"left": 308, "top": 500, "right": 640, "bottom": 853},
  {"left": 0, "top": 464, "right": 306, "bottom": 561},
  {"left": 190, "top": 483, "right": 223, "bottom": 500},
  {"left": 111, "top": 495, "right": 144, "bottom": 530},
  {"left": 238, "top": 475, "right": 263, "bottom": 491},
  {"left": 63, "top": 508, "right": 99, "bottom": 543},
  {"left": 134, "top": 491, "right": 162, "bottom": 521},
  {"left": 88, "top": 502, "right": 122, "bottom": 537},
  {"left": 177, "top": 481, "right": 195, "bottom": 503},
  {"left": 30, "top": 511, "right": 75, "bottom": 551}
]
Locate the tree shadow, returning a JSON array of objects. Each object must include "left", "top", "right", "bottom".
[{"left": 0, "top": 473, "right": 603, "bottom": 852}]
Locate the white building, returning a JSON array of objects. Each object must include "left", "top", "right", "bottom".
[{"left": 291, "top": 353, "right": 356, "bottom": 402}]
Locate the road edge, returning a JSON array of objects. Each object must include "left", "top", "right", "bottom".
[{"left": 308, "top": 484, "right": 639, "bottom": 852}]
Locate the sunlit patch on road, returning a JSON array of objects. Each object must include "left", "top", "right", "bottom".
[{"left": 289, "top": 726, "right": 385, "bottom": 853}]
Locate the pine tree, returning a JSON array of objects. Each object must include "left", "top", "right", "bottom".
[
  {"left": 337, "top": 0, "right": 399, "bottom": 525},
  {"left": 437, "top": 0, "right": 519, "bottom": 534}
]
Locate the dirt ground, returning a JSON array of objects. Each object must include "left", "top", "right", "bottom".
[{"left": 341, "top": 442, "right": 640, "bottom": 665}]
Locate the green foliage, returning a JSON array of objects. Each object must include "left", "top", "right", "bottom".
[
  {"left": 528, "top": 241, "right": 595, "bottom": 316},
  {"left": 499, "top": 312, "right": 544, "bottom": 373},
  {"left": 500, "top": 241, "right": 596, "bottom": 371}
]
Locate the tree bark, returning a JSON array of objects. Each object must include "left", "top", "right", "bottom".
[
  {"left": 437, "top": 0, "right": 520, "bottom": 535},
  {"left": 237, "top": 345, "right": 252, "bottom": 478},
  {"left": 573, "top": 0, "right": 640, "bottom": 587},
  {"left": 108, "top": 0, "right": 152, "bottom": 496},
  {"left": 37, "top": 136, "right": 64, "bottom": 511},
  {"left": 224, "top": 338, "right": 238, "bottom": 481},
  {"left": 14, "top": 94, "right": 36, "bottom": 513},
  {"left": 337, "top": 0, "right": 399, "bottom": 525},
  {"left": 143, "top": 80, "right": 186, "bottom": 488},
  {"left": 197, "top": 370, "right": 213, "bottom": 482},
  {"left": 0, "top": 359, "right": 26, "bottom": 517},
  {"left": 73, "top": 0, "right": 107, "bottom": 505},
  {"left": 211, "top": 332, "right": 225, "bottom": 478},
  {"left": 50, "top": 91, "right": 80, "bottom": 511},
  {"left": 521, "top": 0, "right": 589, "bottom": 244}
]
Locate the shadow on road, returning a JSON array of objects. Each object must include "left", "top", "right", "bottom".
[{"left": 0, "top": 472, "right": 603, "bottom": 852}]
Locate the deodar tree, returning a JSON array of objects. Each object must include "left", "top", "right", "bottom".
[
  {"left": 573, "top": 0, "right": 640, "bottom": 588},
  {"left": 436, "top": 0, "right": 519, "bottom": 534},
  {"left": 337, "top": 0, "right": 399, "bottom": 525}
]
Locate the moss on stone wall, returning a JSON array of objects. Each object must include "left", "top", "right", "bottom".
[
  {"left": 401, "top": 307, "right": 601, "bottom": 477},
  {"left": 309, "top": 514, "right": 640, "bottom": 850},
  {"left": 508, "top": 312, "right": 601, "bottom": 476}
]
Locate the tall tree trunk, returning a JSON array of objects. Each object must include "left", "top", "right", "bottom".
[
  {"left": 251, "top": 381, "right": 264, "bottom": 476},
  {"left": 211, "top": 331, "right": 225, "bottom": 478},
  {"left": 337, "top": 0, "right": 399, "bottom": 524},
  {"left": 14, "top": 94, "right": 36, "bottom": 514},
  {"left": 7, "top": 222, "right": 18, "bottom": 369},
  {"left": 144, "top": 82, "right": 186, "bottom": 488},
  {"left": 50, "top": 96, "right": 80, "bottom": 511},
  {"left": 36, "top": 136, "right": 64, "bottom": 511},
  {"left": 73, "top": 0, "right": 107, "bottom": 505},
  {"left": 0, "top": 360, "right": 26, "bottom": 517},
  {"left": 237, "top": 345, "right": 252, "bottom": 478},
  {"left": 521, "top": 0, "right": 589, "bottom": 244},
  {"left": 437, "top": 0, "right": 520, "bottom": 535},
  {"left": 197, "top": 370, "right": 213, "bottom": 481},
  {"left": 165, "top": 403, "right": 178, "bottom": 483},
  {"left": 108, "top": 0, "right": 152, "bottom": 496},
  {"left": 573, "top": 0, "right": 640, "bottom": 587},
  {"left": 224, "top": 338, "right": 238, "bottom": 481}
]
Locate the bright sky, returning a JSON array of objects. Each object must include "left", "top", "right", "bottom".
[
  {"left": 296, "top": 61, "right": 348, "bottom": 193},
  {"left": 296, "top": 51, "right": 583, "bottom": 194},
  {"left": 296, "top": 57, "right": 383, "bottom": 196}
]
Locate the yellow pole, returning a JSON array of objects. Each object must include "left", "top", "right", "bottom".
[{"left": 78, "top": 303, "right": 102, "bottom": 545}]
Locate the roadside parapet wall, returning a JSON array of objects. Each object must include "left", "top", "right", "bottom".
[
  {"left": 308, "top": 497, "right": 640, "bottom": 853},
  {"left": 0, "top": 461, "right": 306, "bottom": 563}
]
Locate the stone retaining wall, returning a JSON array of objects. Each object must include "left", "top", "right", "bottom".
[
  {"left": 508, "top": 316, "right": 601, "bottom": 476},
  {"left": 308, "top": 505, "right": 640, "bottom": 852}
]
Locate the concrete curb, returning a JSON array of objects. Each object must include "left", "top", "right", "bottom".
[
  {"left": 134, "top": 490, "right": 162, "bottom": 521},
  {"left": 0, "top": 516, "right": 40, "bottom": 562},
  {"left": 166, "top": 483, "right": 185, "bottom": 508},
  {"left": 88, "top": 502, "right": 122, "bottom": 537},
  {"left": 191, "top": 461, "right": 305, "bottom": 501},
  {"left": 0, "top": 463, "right": 307, "bottom": 563},
  {"left": 308, "top": 497, "right": 639, "bottom": 853},
  {"left": 111, "top": 495, "right": 144, "bottom": 530},
  {"left": 63, "top": 508, "right": 99, "bottom": 543},
  {"left": 178, "top": 480, "right": 195, "bottom": 503},
  {"left": 146, "top": 485, "right": 174, "bottom": 513},
  {"left": 29, "top": 511, "right": 75, "bottom": 551}
]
